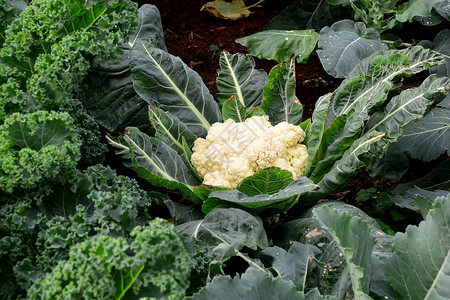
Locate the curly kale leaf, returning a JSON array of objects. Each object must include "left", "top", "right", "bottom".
[
  {"left": 28, "top": 219, "right": 194, "bottom": 300},
  {"left": 0, "top": 0, "right": 139, "bottom": 163},
  {"left": 0, "top": 164, "right": 152, "bottom": 299},
  {"left": 0, "top": 110, "right": 81, "bottom": 193}
]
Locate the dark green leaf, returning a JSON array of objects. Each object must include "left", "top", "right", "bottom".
[
  {"left": 130, "top": 41, "right": 221, "bottom": 137},
  {"left": 237, "top": 168, "right": 294, "bottom": 197},
  {"left": 216, "top": 51, "right": 267, "bottom": 107},
  {"left": 261, "top": 57, "right": 303, "bottom": 125},
  {"left": 203, "top": 177, "right": 316, "bottom": 215},
  {"left": 317, "top": 20, "right": 388, "bottom": 78},
  {"left": 385, "top": 194, "right": 450, "bottom": 299}
]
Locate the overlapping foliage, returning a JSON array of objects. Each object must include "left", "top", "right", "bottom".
[{"left": 0, "top": 0, "right": 449, "bottom": 299}]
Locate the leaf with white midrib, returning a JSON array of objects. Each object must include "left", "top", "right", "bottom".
[
  {"left": 385, "top": 194, "right": 450, "bottom": 300},
  {"left": 130, "top": 41, "right": 221, "bottom": 137}
]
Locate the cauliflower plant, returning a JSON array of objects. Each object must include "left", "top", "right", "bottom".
[{"left": 191, "top": 116, "right": 308, "bottom": 188}]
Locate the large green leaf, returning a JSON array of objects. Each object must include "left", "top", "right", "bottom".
[
  {"left": 313, "top": 131, "right": 387, "bottom": 194},
  {"left": 393, "top": 95, "right": 450, "bottom": 161},
  {"left": 308, "top": 47, "right": 445, "bottom": 182},
  {"left": 236, "top": 30, "right": 319, "bottom": 64},
  {"left": 259, "top": 242, "right": 321, "bottom": 291},
  {"left": 82, "top": 4, "right": 166, "bottom": 135},
  {"left": 264, "top": 0, "right": 353, "bottom": 32},
  {"left": 216, "top": 51, "right": 267, "bottom": 107},
  {"left": 107, "top": 127, "right": 202, "bottom": 204},
  {"left": 365, "top": 75, "right": 450, "bottom": 140},
  {"left": 191, "top": 268, "right": 304, "bottom": 300},
  {"left": 261, "top": 57, "right": 303, "bottom": 125},
  {"left": 385, "top": 194, "right": 450, "bottom": 299},
  {"left": 396, "top": 0, "right": 444, "bottom": 22},
  {"left": 312, "top": 204, "right": 375, "bottom": 299},
  {"left": 203, "top": 176, "right": 317, "bottom": 215},
  {"left": 130, "top": 41, "right": 221, "bottom": 137},
  {"left": 221, "top": 96, "right": 266, "bottom": 122},
  {"left": 149, "top": 106, "right": 197, "bottom": 155},
  {"left": 317, "top": 20, "right": 388, "bottom": 79},
  {"left": 177, "top": 207, "right": 268, "bottom": 263}
]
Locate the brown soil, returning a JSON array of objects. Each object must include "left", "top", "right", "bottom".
[{"left": 135, "top": 0, "right": 341, "bottom": 120}]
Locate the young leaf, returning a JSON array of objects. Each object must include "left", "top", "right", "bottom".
[
  {"left": 221, "top": 96, "right": 266, "bottom": 122},
  {"left": 385, "top": 194, "right": 450, "bottom": 299},
  {"left": 216, "top": 51, "right": 267, "bottom": 107},
  {"left": 317, "top": 20, "right": 388, "bottom": 78},
  {"left": 261, "top": 57, "right": 303, "bottom": 125},
  {"left": 149, "top": 106, "right": 197, "bottom": 154},
  {"left": 107, "top": 127, "right": 202, "bottom": 204},
  {"left": 203, "top": 177, "right": 316, "bottom": 215},
  {"left": 237, "top": 168, "right": 294, "bottom": 197},
  {"left": 312, "top": 205, "right": 375, "bottom": 299},
  {"left": 236, "top": 29, "right": 319, "bottom": 64},
  {"left": 130, "top": 41, "right": 221, "bottom": 137}
]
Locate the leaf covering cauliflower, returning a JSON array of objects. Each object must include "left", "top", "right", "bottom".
[{"left": 191, "top": 116, "right": 308, "bottom": 188}]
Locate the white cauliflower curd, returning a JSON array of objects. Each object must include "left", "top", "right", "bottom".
[{"left": 190, "top": 115, "right": 308, "bottom": 188}]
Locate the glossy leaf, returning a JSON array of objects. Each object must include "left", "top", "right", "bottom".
[
  {"left": 236, "top": 29, "right": 319, "bottom": 64},
  {"left": 385, "top": 194, "right": 450, "bottom": 299},
  {"left": 107, "top": 127, "right": 202, "bottom": 204},
  {"left": 130, "top": 41, "right": 221, "bottom": 137},
  {"left": 203, "top": 177, "right": 316, "bottom": 215},
  {"left": 261, "top": 57, "right": 303, "bottom": 125},
  {"left": 317, "top": 20, "right": 388, "bottom": 79},
  {"left": 216, "top": 51, "right": 267, "bottom": 107}
]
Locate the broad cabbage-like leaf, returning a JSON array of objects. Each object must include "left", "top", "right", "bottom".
[
  {"left": 264, "top": 0, "right": 353, "bottom": 32},
  {"left": 236, "top": 29, "right": 319, "bottom": 64},
  {"left": 216, "top": 51, "right": 267, "bottom": 107},
  {"left": 107, "top": 127, "right": 202, "bottom": 204},
  {"left": 191, "top": 268, "right": 305, "bottom": 299},
  {"left": 149, "top": 106, "right": 197, "bottom": 155},
  {"left": 393, "top": 95, "right": 450, "bottom": 161},
  {"left": 177, "top": 207, "right": 268, "bottom": 264},
  {"left": 130, "top": 41, "right": 221, "bottom": 137},
  {"left": 259, "top": 242, "right": 321, "bottom": 290},
  {"left": 0, "top": 111, "right": 81, "bottom": 193},
  {"left": 385, "top": 194, "right": 450, "bottom": 299},
  {"left": 261, "top": 57, "right": 303, "bottom": 125},
  {"left": 203, "top": 176, "right": 316, "bottom": 215},
  {"left": 237, "top": 168, "right": 294, "bottom": 196},
  {"left": 396, "top": 0, "right": 444, "bottom": 22},
  {"left": 82, "top": 4, "right": 166, "bottom": 135},
  {"left": 317, "top": 20, "right": 388, "bottom": 78}
]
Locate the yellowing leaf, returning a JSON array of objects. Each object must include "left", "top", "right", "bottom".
[{"left": 200, "top": 0, "right": 262, "bottom": 20}]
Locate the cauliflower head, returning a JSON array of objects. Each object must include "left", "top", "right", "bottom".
[{"left": 191, "top": 116, "right": 308, "bottom": 188}]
